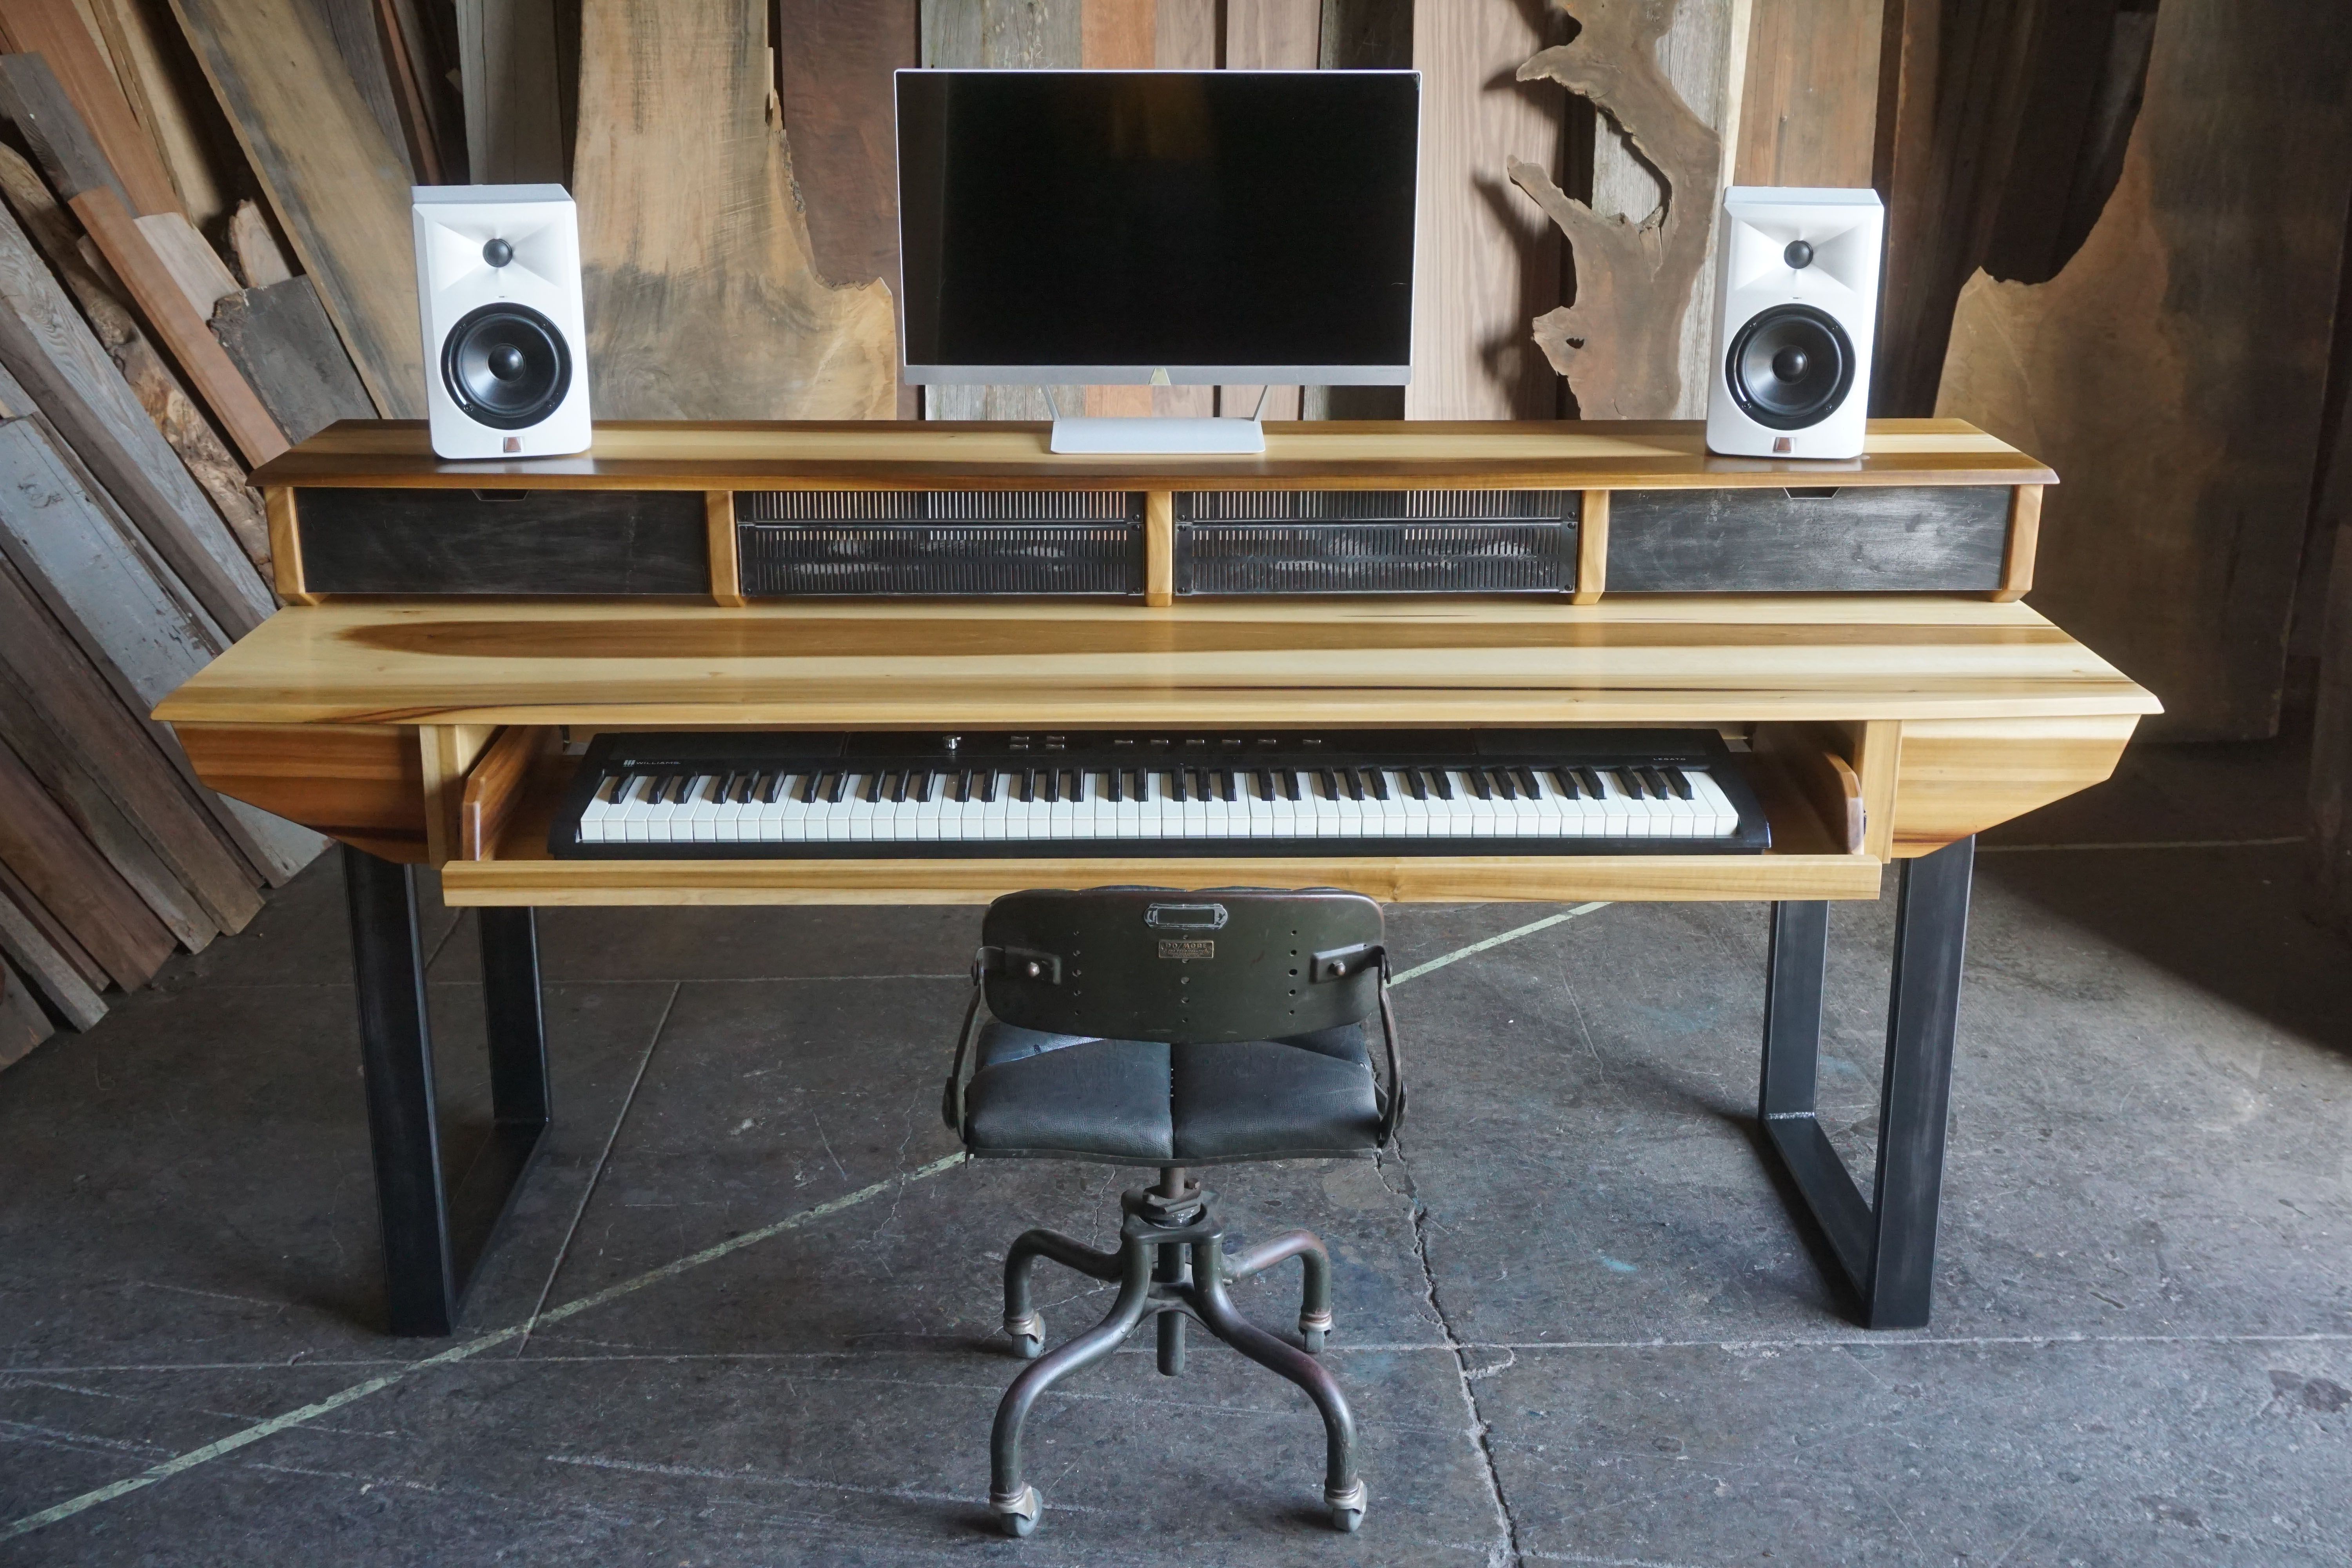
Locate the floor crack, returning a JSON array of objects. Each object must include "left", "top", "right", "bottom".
[{"left": 1376, "top": 1139, "right": 1525, "bottom": 1568}]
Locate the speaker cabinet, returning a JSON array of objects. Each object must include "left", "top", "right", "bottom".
[
  {"left": 412, "top": 184, "right": 591, "bottom": 459},
  {"left": 1705, "top": 187, "right": 1882, "bottom": 461}
]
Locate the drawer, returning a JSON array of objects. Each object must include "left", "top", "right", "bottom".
[
  {"left": 735, "top": 490, "right": 1143, "bottom": 596},
  {"left": 1607, "top": 485, "right": 2010, "bottom": 593},
  {"left": 296, "top": 487, "right": 709, "bottom": 595}
]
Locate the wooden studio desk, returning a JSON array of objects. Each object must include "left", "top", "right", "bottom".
[{"left": 157, "top": 418, "right": 2158, "bottom": 1337}]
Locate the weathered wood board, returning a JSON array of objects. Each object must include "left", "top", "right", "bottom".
[
  {"left": 296, "top": 486, "right": 708, "bottom": 594},
  {"left": 211, "top": 278, "right": 376, "bottom": 445},
  {"left": 0, "top": 956, "right": 57, "bottom": 1066},
  {"left": 0, "top": 550, "right": 261, "bottom": 935},
  {"left": 0, "top": 0, "right": 180, "bottom": 213},
  {"left": 1936, "top": 0, "right": 2352, "bottom": 739},
  {"left": 1731, "top": 0, "right": 1878, "bottom": 187},
  {"left": 86, "top": 0, "right": 234, "bottom": 226},
  {"left": 455, "top": 0, "right": 565, "bottom": 184},
  {"left": 1408, "top": 0, "right": 1565, "bottom": 419},
  {"left": 0, "top": 731, "right": 174, "bottom": 989},
  {"left": 167, "top": 0, "right": 426, "bottom": 418},
  {"left": 572, "top": 0, "right": 897, "bottom": 421},
  {"left": 0, "top": 178, "right": 272, "bottom": 633},
  {"left": 0, "top": 880, "right": 105, "bottom": 1031}
]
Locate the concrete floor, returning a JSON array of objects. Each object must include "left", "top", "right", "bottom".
[{"left": 2, "top": 737, "right": 2347, "bottom": 1567}]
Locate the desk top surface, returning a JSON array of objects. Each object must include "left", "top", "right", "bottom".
[
  {"left": 252, "top": 417, "right": 2056, "bottom": 490},
  {"left": 156, "top": 595, "right": 2158, "bottom": 729}
]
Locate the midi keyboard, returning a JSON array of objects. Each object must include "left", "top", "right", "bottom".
[{"left": 549, "top": 729, "right": 1772, "bottom": 859}]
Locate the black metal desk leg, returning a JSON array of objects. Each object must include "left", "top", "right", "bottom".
[
  {"left": 344, "top": 852, "right": 554, "bottom": 1336},
  {"left": 344, "top": 845, "right": 458, "bottom": 1336},
  {"left": 1757, "top": 837, "right": 1975, "bottom": 1329}
]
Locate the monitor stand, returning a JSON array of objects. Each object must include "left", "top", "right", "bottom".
[{"left": 1048, "top": 416, "right": 1265, "bottom": 455}]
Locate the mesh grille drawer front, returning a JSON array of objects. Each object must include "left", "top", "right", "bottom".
[
  {"left": 1176, "top": 491, "right": 1579, "bottom": 595},
  {"left": 1180, "top": 489, "right": 1579, "bottom": 522},
  {"left": 736, "top": 491, "right": 1143, "bottom": 596}
]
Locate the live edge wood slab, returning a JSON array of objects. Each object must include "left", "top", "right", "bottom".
[{"left": 166, "top": 417, "right": 2149, "bottom": 907}]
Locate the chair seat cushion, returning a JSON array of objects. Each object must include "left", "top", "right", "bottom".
[{"left": 963, "top": 1020, "right": 1381, "bottom": 1165}]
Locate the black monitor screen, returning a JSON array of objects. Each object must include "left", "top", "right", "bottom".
[{"left": 897, "top": 70, "right": 1418, "bottom": 378}]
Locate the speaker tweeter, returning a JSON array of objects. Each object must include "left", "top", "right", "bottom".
[
  {"left": 413, "top": 184, "right": 591, "bottom": 459},
  {"left": 1705, "top": 188, "right": 1882, "bottom": 460}
]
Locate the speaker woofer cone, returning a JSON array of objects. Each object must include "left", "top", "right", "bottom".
[
  {"left": 1726, "top": 303, "right": 1855, "bottom": 430},
  {"left": 441, "top": 303, "right": 571, "bottom": 430}
]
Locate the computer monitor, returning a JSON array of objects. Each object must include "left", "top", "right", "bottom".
[{"left": 895, "top": 69, "right": 1419, "bottom": 452}]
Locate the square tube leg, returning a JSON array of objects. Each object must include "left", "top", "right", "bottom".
[
  {"left": 1757, "top": 837, "right": 1975, "bottom": 1329},
  {"left": 344, "top": 846, "right": 457, "bottom": 1336},
  {"left": 345, "top": 850, "right": 553, "bottom": 1336}
]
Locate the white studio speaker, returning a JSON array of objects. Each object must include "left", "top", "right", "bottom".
[
  {"left": 412, "top": 184, "right": 591, "bottom": 459},
  {"left": 1705, "top": 187, "right": 1884, "bottom": 460}
]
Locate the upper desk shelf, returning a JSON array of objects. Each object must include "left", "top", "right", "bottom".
[{"left": 254, "top": 418, "right": 2057, "bottom": 610}]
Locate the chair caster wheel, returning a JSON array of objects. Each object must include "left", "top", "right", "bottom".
[
  {"left": 1301, "top": 1309, "right": 1333, "bottom": 1356},
  {"left": 1005, "top": 1310, "right": 1044, "bottom": 1359},
  {"left": 1327, "top": 1480, "right": 1366, "bottom": 1533},
  {"left": 1010, "top": 1332, "right": 1043, "bottom": 1360},
  {"left": 991, "top": 1484, "right": 1041, "bottom": 1536}
]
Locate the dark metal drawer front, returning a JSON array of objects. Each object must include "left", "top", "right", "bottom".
[
  {"left": 1178, "top": 489, "right": 1580, "bottom": 523},
  {"left": 1607, "top": 485, "right": 2010, "bottom": 593},
  {"left": 738, "top": 523, "right": 1143, "bottom": 596},
  {"left": 296, "top": 487, "right": 707, "bottom": 595}
]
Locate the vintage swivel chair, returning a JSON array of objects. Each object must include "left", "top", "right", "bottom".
[{"left": 941, "top": 886, "right": 1405, "bottom": 1537}]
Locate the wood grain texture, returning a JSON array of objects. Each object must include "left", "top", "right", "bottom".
[
  {"left": 775, "top": 0, "right": 918, "bottom": 416},
  {"left": 0, "top": 668, "right": 218, "bottom": 949},
  {"left": 1891, "top": 713, "right": 2138, "bottom": 850},
  {"left": 209, "top": 277, "right": 376, "bottom": 445},
  {"left": 0, "top": 872, "right": 106, "bottom": 1028},
  {"left": 1754, "top": 721, "right": 1864, "bottom": 853},
  {"left": 0, "top": 549, "right": 263, "bottom": 933},
  {"left": 1143, "top": 486, "right": 1172, "bottom": 606},
  {"left": 0, "top": 731, "right": 172, "bottom": 987},
  {"left": 1606, "top": 483, "right": 2010, "bottom": 592},
  {"left": 304, "top": 0, "right": 415, "bottom": 179},
  {"left": 1407, "top": 0, "right": 1565, "bottom": 419},
  {"left": 0, "top": 851, "right": 107, "bottom": 990},
  {"left": 71, "top": 185, "right": 289, "bottom": 466},
  {"left": 457, "top": 721, "right": 545, "bottom": 858},
  {"left": 0, "top": 47, "right": 132, "bottom": 207},
  {"left": 1936, "top": 0, "right": 2352, "bottom": 738},
  {"left": 1585, "top": 0, "right": 1750, "bottom": 419},
  {"left": 167, "top": 0, "right": 425, "bottom": 417},
  {"left": 373, "top": 0, "right": 448, "bottom": 183},
  {"left": 173, "top": 719, "right": 424, "bottom": 860},
  {"left": 225, "top": 198, "right": 292, "bottom": 287},
  {"left": 250, "top": 417, "right": 2056, "bottom": 492},
  {"left": 133, "top": 209, "right": 237, "bottom": 316},
  {"left": 152, "top": 593, "right": 2160, "bottom": 733},
  {"left": 0, "top": 142, "right": 270, "bottom": 579},
  {"left": 0, "top": 175, "right": 270, "bottom": 635},
  {"left": 264, "top": 485, "right": 311, "bottom": 603},
  {"left": 0, "top": 0, "right": 178, "bottom": 212},
  {"left": 1572, "top": 487, "right": 1608, "bottom": 604},
  {"left": 417, "top": 721, "right": 495, "bottom": 864},
  {"left": 1512, "top": 0, "right": 1726, "bottom": 421},
  {"left": 1732, "top": 0, "right": 1879, "bottom": 185},
  {"left": 1993, "top": 482, "right": 2040, "bottom": 602},
  {"left": 706, "top": 488, "right": 742, "bottom": 605},
  {"left": 294, "top": 485, "right": 709, "bottom": 594},
  {"left": 86, "top": 0, "right": 234, "bottom": 226},
  {"left": 455, "top": 0, "right": 564, "bottom": 183},
  {"left": 573, "top": 0, "right": 896, "bottom": 420}
]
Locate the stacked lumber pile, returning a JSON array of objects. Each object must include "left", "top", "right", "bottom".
[{"left": 0, "top": 0, "right": 460, "bottom": 1067}]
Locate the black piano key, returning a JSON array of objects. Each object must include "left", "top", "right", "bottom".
[
  {"left": 1490, "top": 768, "right": 1517, "bottom": 801},
  {"left": 1318, "top": 768, "right": 1340, "bottom": 804},
  {"left": 1219, "top": 769, "right": 1238, "bottom": 804},
  {"left": 1665, "top": 766, "right": 1694, "bottom": 800},
  {"left": 1169, "top": 768, "right": 1187, "bottom": 803},
  {"left": 1040, "top": 768, "right": 1059, "bottom": 804},
  {"left": 913, "top": 770, "right": 935, "bottom": 803},
  {"left": 822, "top": 771, "right": 847, "bottom": 804},
  {"left": 1406, "top": 768, "right": 1427, "bottom": 801},
  {"left": 1641, "top": 766, "right": 1671, "bottom": 800},
  {"left": 1613, "top": 767, "right": 1644, "bottom": 799},
  {"left": 797, "top": 771, "right": 819, "bottom": 804},
  {"left": 860, "top": 771, "right": 882, "bottom": 804},
  {"left": 953, "top": 768, "right": 971, "bottom": 803},
  {"left": 1516, "top": 767, "right": 1542, "bottom": 800},
  {"left": 1550, "top": 766, "right": 1579, "bottom": 799},
  {"left": 1107, "top": 768, "right": 1123, "bottom": 804},
  {"left": 1017, "top": 768, "right": 1035, "bottom": 803},
  {"left": 1343, "top": 769, "right": 1365, "bottom": 802},
  {"left": 1253, "top": 768, "right": 1273, "bottom": 802},
  {"left": 1282, "top": 769, "right": 1301, "bottom": 802},
  {"left": 1428, "top": 768, "right": 1454, "bottom": 801},
  {"left": 884, "top": 770, "right": 906, "bottom": 804},
  {"left": 1577, "top": 766, "right": 1604, "bottom": 799},
  {"left": 647, "top": 773, "right": 677, "bottom": 805},
  {"left": 1365, "top": 768, "right": 1390, "bottom": 801},
  {"left": 980, "top": 770, "right": 998, "bottom": 804},
  {"left": 1468, "top": 768, "right": 1492, "bottom": 802}
]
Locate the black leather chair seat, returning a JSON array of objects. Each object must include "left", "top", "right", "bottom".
[{"left": 964, "top": 1021, "right": 1382, "bottom": 1165}]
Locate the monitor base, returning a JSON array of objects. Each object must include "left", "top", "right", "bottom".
[{"left": 1049, "top": 416, "right": 1265, "bottom": 455}]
